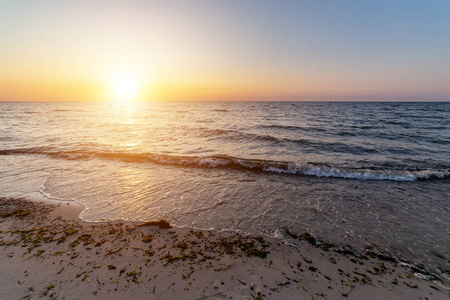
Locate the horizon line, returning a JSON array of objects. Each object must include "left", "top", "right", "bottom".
[{"left": 1, "top": 99, "right": 449, "bottom": 103}]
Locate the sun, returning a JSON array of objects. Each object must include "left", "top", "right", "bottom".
[{"left": 113, "top": 75, "right": 139, "bottom": 101}]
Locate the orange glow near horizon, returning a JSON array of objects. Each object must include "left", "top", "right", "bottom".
[{"left": 2, "top": 72, "right": 442, "bottom": 102}]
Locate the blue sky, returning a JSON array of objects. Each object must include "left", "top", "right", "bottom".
[{"left": 1, "top": 0, "right": 449, "bottom": 101}]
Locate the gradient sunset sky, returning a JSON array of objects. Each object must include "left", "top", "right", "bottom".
[{"left": 1, "top": 0, "right": 449, "bottom": 102}]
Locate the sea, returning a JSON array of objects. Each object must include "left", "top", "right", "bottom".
[{"left": 0, "top": 101, "right": 449, "bottom": 284}]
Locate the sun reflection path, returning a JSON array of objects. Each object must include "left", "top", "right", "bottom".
[{"left": 108, "top": 102, "right": 146, "bottom": 152}]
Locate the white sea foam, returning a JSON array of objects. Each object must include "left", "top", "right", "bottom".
[
  {"left": 262, "top": 163, "right": 422, "bottom": 181},
  {"left": 195, "top": 158, "right": 229, "bottom": 167},
  {"left": 39, "top": 182, "right": 79, "bottom": 204}
]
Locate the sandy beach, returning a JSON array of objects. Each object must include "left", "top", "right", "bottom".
[{"left": 0, "top": 197, "right": 447, "bottom": 300}]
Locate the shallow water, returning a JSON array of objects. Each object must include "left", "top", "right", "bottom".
[{"left": 1, "top": 101, "right": 449, "bottom": 282}]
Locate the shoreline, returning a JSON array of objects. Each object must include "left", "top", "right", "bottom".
[{"left": 1, "top": 197, "right": 448, "bottom": 299}]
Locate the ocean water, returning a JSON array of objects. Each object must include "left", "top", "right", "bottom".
[{"left": 1, "top": 101, "right": 449, "bottom": 283}]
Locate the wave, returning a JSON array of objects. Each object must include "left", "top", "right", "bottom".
[
  {"left": 254, "top": 124, "right": 327, "bottom": 132},
  {"left": 23, "top": 111, "right": 41, "bottom": 114},
  {"left": 52, "top": 109, "right": 88, "bottom": 112},
  {"left": 254, "top": 124, "right": 449, "bottom": 146},
  {"left": 196, "top": 127, "right": 380, "bottom": 154},
  {"left": 1, "top": 147, "right": 449, "bottom": 182}
]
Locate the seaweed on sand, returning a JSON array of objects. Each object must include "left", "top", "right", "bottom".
[{"left": 128, "top": 220, "right": 172, "bottom": 230}]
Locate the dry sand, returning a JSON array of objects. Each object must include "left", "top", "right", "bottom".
[{"left": 0, "top": 197, "right": 448, "bottom": 300}]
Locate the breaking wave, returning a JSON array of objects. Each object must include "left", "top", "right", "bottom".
[{"left": 1, "top": 147, "right": 449, "bottom": 182}]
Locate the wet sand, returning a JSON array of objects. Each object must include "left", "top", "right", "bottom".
[{"left": 0, "top": 197, "right": 447, "bottom": 299}]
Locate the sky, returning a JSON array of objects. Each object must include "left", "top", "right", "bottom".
[{"left": 1, "top": 0, "right": 449, "bottom": 101}]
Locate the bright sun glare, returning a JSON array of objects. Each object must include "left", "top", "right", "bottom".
[{"left": 113, "top": 75, "right": 139, "bottom": 101}]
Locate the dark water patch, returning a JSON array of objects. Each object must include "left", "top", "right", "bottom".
[
  {"left": 380, "top": 120, "right": 412, "bottom": 128},
  {"left": 335, "top": 131, "right": 357, "bottom": 137}
]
